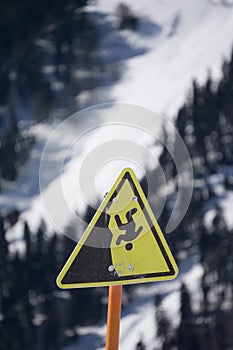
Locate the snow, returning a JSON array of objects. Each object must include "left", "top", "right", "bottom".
[
  {"left": 1, "top": 0, "right": 233, "bottom": 238},
  {"left": 222, "top": 192, "right": 233, "bottom": 227},
  {"left": 64, "top": 262, "right": 203, "bottom": 350},
  {"left": 91, "top": 0, "right": 233, "bottom": 116},
  {"left": 1, "top": 0, "right": 233, "bottom": 347}
]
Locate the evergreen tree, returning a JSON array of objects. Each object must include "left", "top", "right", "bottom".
[
  {"left": 180, "top": 283, "right": 192, "bottom": 323},
  {"left": 155, "top": 294, "right": 171, "bottom": 348},
  {"left": 177, "top": 283, "right": 200, "bottom": 350},
  {"left": 135, "top": 338, "right": 146, "bottom": 350}
]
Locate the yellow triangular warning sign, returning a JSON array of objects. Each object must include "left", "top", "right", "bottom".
[{"left": 57, "top": 168, "right": 178, "bottom": 288}]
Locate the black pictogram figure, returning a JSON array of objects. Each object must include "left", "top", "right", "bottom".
[{"left": 115, "top": 208, "right": 143, "bottom": 246}]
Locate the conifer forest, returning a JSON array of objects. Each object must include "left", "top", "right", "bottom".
[{"left": 0, "top": 1, "right": 233, "bottom": 349}]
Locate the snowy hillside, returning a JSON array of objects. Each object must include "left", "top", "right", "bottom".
[
  {"left": 1, "top": 0, "right": 233, "bottom": 240},
  {"left": 91, "top": 0, "right": 233, "bottom": 115},
  {"left": 1, "top": 0, "right": 233, "bottom": 350},
  {"left": 1, "top": 1, "right": 233, "bottom": 350},
  {"left": 64, "top": 260, "right": 202, "bottom": 350}
]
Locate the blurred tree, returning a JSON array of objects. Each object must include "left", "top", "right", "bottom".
[
  {"left": 135, "top": 338, "right": 146, "bottom": 350},
  {"left": 177, "top": 283, "right": 201, "bottom": 350},
  {"left": 117, "top": 3, "right": 138, "bottom": 31}
]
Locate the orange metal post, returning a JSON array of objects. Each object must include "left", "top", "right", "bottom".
[{"left": 106, "top": 285, "right": 123, "bottom": 350}]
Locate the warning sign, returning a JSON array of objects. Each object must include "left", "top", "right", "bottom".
[{"left": 57, "top": 168, "right": 178, "bottom": 288}]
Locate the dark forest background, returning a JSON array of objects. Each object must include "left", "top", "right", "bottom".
[
  {"left": 0, "top": 0, "right": 233, "bottom": 349},
  {"left": 0, "top": 0, "right": 98, "bottom": 183}
]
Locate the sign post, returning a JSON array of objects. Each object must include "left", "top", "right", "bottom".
[
  {"left": 106, "top": 285, "right": 122, "bottom": 350},
  {"left": 57, "top": 168, "right": 179, "bottom": 349}
]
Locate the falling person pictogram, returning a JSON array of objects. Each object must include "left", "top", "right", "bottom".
[{"left": 115, "top": 208, "right": 143, "bottom": 248}]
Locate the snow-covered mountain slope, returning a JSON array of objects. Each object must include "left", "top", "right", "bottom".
[
  {"left": 2, "top": 0, "right": 233, "bottom": 241},
  {"left": 92, "top": 0, "right": 233, "bottom": 116},
  {"left": 1, "top": 1, "right": 233, "bottom": 349},
  {"left": 64, "top": 259, "right": 202, "bottom": 350}
]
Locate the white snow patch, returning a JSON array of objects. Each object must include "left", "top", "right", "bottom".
[
  {"left": 64, "top": 264, "right": 203, "bottom": 350},
  {"left": 1, "top": 0, "right": 233, "bottom": 240},
  {"left": 222, "top": 192, "right": 233, "bottom": 228},
  {"left": 90, "top": 0, "right": 233, "bottom": 116}
]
